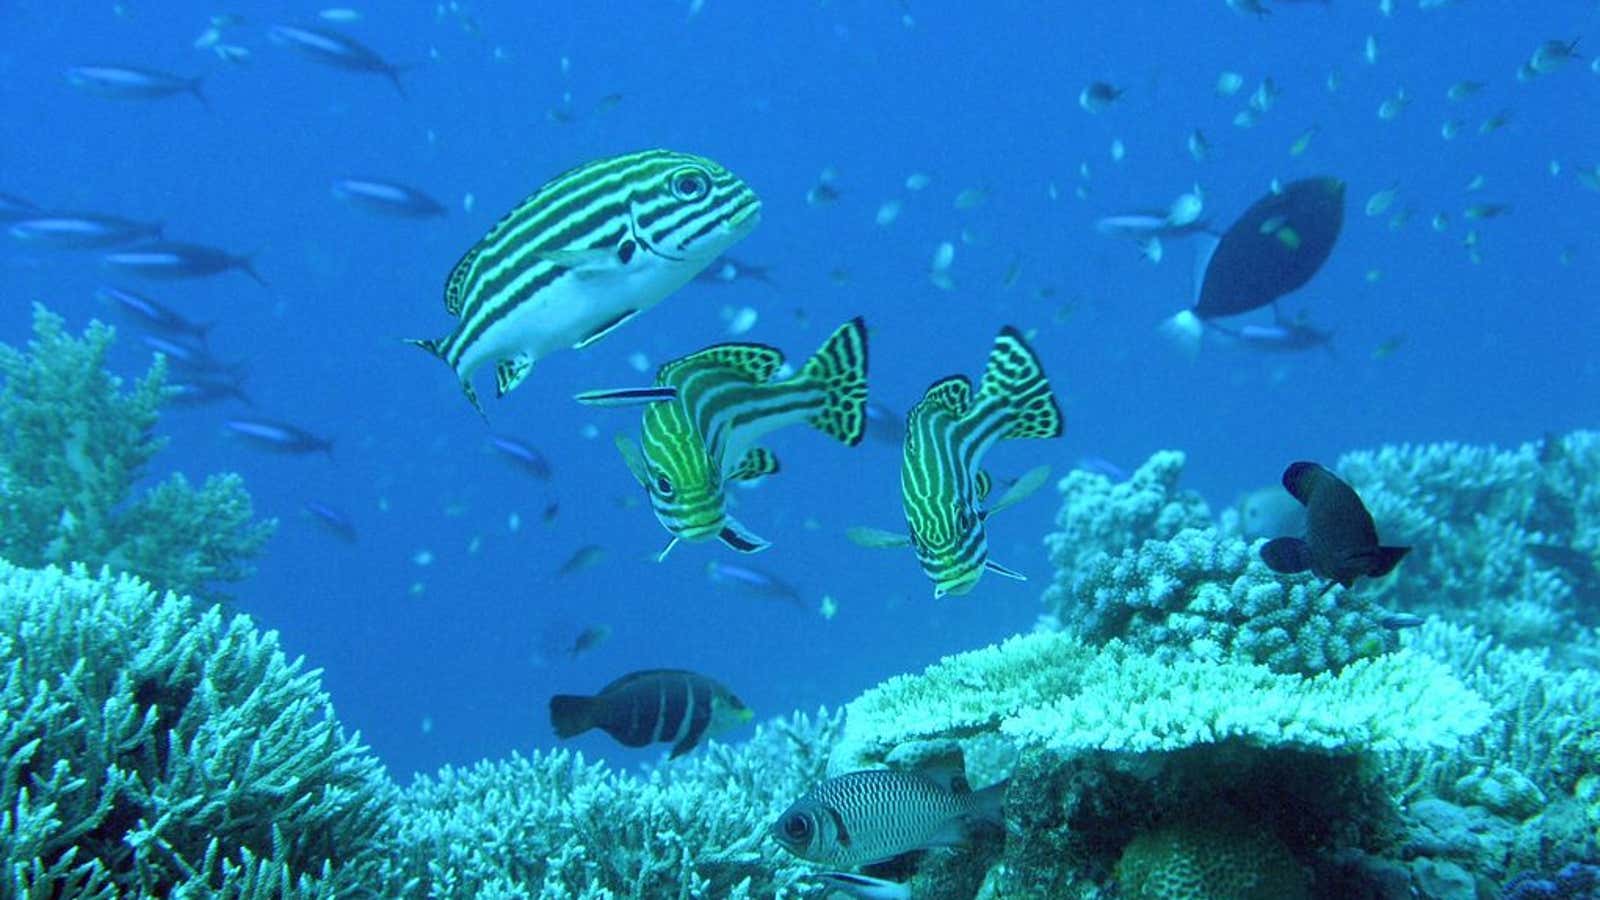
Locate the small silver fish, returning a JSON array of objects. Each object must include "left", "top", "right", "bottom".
[
  {"left": 103, "top": 241, "right": 265, "bottom": 286},
  {"left": 224, "top": 418, "right": 334, "bottom": 457},
  {"left": 268, "top": 23, "right": 407, "bottom": 96},
  {"left": 9, "top": 213, "right": 163, "bottom": 250},
  {"left": 66, "top": 65, "right": 207, "bottom": 107},
  {"left": 332, "top": 177, "right": 447, "bottom": 218}
]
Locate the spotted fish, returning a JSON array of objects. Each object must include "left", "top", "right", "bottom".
[
  {"left": 409, "top": 149, "right": 761, "bottom": 414},
  {"left": 577, "top": 318, "right": 868, "bottom": 559},
  {"left": 848, "top": 327, "right": 1061, "bottom": 597}
]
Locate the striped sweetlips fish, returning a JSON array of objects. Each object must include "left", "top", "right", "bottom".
[
  {"left": 409, "top": 149, "right": 761, "bottom": 414},
  {"left": 577, "top": 317, "right": 869, "bottom": 560},
  {"left": 848, "top": 326, "right": 1062, "bottom": 598},
  {"left": 549, "top": 668, "right": 751, "bottom": 759}
]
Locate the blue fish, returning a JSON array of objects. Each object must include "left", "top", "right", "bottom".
[
  {"left": 224, "top": 418, "right": 334, "bottom": 458},
  {"left": 166, "top": 375, "right": 252, "bottom": 408},
  {"left": 0, "top": 192, "right": 39, "bottom": 221},
  {"left": 303, "top": 501, "right": 358, "bottom": 543},
  {"left": 139, "top": 333, "right": 240, "bottom": 376},
  {"left": 9, "top": 214, "right": 163, "bottom": 249},
  {"left": 488, "top": 434, "right": 552, "bottom": 480},
  {"left": 102, "top": 241, "right": 265, "bottom": 286},
  {"left": 98, "top": 286, "right": 213, "bottom": 342},
  {"left": 66, "top": 65, "right": 207, "bottom": 107},
  {"left": 705, "top": 560, "right": 805, "bottom": 608},
  {"left": 268, "top": 24, "right": 407, "bottom": 96},
  {"left": 332, "top": 177, "right": 447, "bottom": 218}
]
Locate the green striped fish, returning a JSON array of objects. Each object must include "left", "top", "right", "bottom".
[
  {"left": 409, "top": 149, "right": 761, "bottom": 413},
  {"left": 577, "top": 318, "right": 869, "bottom": 560},
  {"left": 848, "top": 326, "right": 1061, "bottom": 597}
]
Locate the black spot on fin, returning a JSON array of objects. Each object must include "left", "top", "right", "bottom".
[
  {"left": 573, "top": 309, "right": 639, "bottom": 350},
  {"left": 1260, "top": 537, "right": 1313, "bottom": 574}
]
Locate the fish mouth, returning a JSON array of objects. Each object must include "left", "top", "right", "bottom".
[{"left": 725, "top": 197, "right": 762, "bottom": 234}]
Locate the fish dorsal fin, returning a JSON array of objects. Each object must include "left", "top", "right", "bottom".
[
  {"left": 729, "top": 447, "right": 780, "bottom": 481},
  {"left": 614, "top": 435, "right": 650, "bottom": 487},
  {"left": 983, "top": 558, "right": 1028, "bottom": 581},
  {"left": 573, "top": 308, "right": 640, "bottom": 350},
  {"left": 916, "top": 375, "right": 972, "bottom": 417},
  {"left": 659, "top": 342, "right": 785, "bottom": 385},
  {"left": 495, "top": 353, "right": 534, "bottom": 398},
  {"left": 975, "top": 470, "right": 993, "bottom": 502},
  {"left": 845, "top": 526, "right": 912, "bottom": 550},
  {"left": 443, "top": 245, "right": 481, "bottom": 316},
  {"left": 979, "top": 327, "right": 1064, "bottom": 440},
  {"left": 718, "top": 516, "right": 771, "bottom": 554},
  {"left": 598, "top": 667, "right": 680, "bottom": 695},
  {"left": 989, "top": 465, "right": 1052, "bottom": 515}
]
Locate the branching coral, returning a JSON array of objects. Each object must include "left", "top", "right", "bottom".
[
  {"left": 0, "top": 560, "right": 396, "bottom": 897},
  {"left": 0, "top": 305, "right": 274, "bottom": 601}
]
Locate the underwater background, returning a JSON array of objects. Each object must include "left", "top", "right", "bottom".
[{"left": 2, "top": 2, "right": 1598, "bottom": 898}]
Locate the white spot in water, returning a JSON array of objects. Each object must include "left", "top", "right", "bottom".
[
  {"left": 628, "top": 351, "right": 650, "bottom": 372},
  {"left": 726, "top": 306, "right": 758, "bottom": 335},
  {"left": 875, "top": 200, "right": 901, "bottom": 227},
  {"left": 904, "top": 173, "right": 931, "bottom": 191},
  {"left": 580, "top": 423, "right": 599, "bottom": 440},
  {"left": 509, "top": 512, "right": 522, "bottom": 532},
  {"left": 413, "top": 549, "right": 434, "bottom": 567},
  {"left": 931, "top": 241, "right": 955, "bottom": 271},
  {"left": 463, "top": 192, "right": 476, "bottom": 213}
]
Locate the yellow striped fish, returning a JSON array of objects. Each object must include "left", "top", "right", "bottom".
[
  {"left": 578, "top": 318, "right": 869, "bottom": 559},
  {"left": 409, "top": 149, "right": 761, "bottom": 413},
  {"left": 848, "top": 327, "right": 1061, "bottom": 597}
]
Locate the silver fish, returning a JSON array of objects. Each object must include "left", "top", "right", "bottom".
[
  {"left": 332, "top": 177, "right": 447, "bottom": 218},
  {"left": 224, "top": 418, "right": 334, "bottom": 457},
  {"left": 102, "top": 241, "right": 265, "bottom": 286},
  {"left": 304, "top": 501, "right": 358, "bottom": 543},
  {"left": 9, "top": 213, "right": 163, "bottom": 249},
  {"left": 705, "top": 561, "right": 804, "bottom": 608},
  {"left": 66, "top": 65, "right": 207, "bottom": 107},
  {"left": 268, "top": 23, "right": 407, "bottom": 96},
  {"left": 97, "top": 286, "right": 213, "bottom": 342}
]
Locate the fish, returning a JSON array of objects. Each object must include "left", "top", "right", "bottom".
[
  {"left": 576, "top": 318, "right": 869, "bottom": 559},
  {"left": 332, "top": 177, "right": 447, "bottom": 218},
  {"left": 1161, "top": 177, "right": 1345, "bottom": 354},
  {"left": 0, "top": 191, "right": 40, "bottom": 221},
  {"left": 772, "top": 755, "right": 1007, "bottom": 867},
  {"left": 268, "top": 23, "right": 408, "bottom": 96},
  {"left": 407, "top": 149, "right": 761, "bottom": 414},
  {"left": 1208, "top": 317, "right": 1334, "bottom": 353},
  {"left": 166, "top": 374, "right": 252, "bottom": 407},
  {"left": 139, "top": 334, "right": 239, "bottom": 375},
  {"left": 1446, "top": 80, "right": 1484, "bottom": 102},
  {"left": 847, "top": 327, "right": 1062, "bottom": 598},
  {"left": 807, "top": 167, "right": 841, "bottom": 206},
  {"left": 557, "top": 544, "right": 608, "bottom": 577},
  {"left": 1260, "top": 461, "right": 1410, "bottom": 590},
  {"left": 97, "top": 286, "right": 212, "bottom": 342},
  {"left": 811, "top": 873, "right": 910, "bottom": 900},
  {"left": 1234, "top": 484, "right": 1307, "bottom": 541},
  {"left": 1093, "top": 212, "right": 1211, "bottom": 240},
  {"left": 1078, "top": 81, "right": 1123, "bottom": 114},
  {"left": 303, "top": 500, "right": 357, "bottom": 543},
  {"left": 567, "top": 624, "right": 612, "bottom": 657},
  {"left": 692, "top": 256, "right": 776, "bottom": 287},
  {"left": 66, "top": 65, "right": 207, "bottom": 107},
  {"left": 705, "top": 560, "right": 804, "bottom": 608},
  {"left": 1188, "top": 128, "right": 1212, "bottom": 161},
  {"left": 549, "top": 669, "right": 751, "bottom": 758},
  {"left": 488, "top": 434, "right": 552, "bottom": 480},
  {"left": 102, "top": 241, "right": 265, "bottom": 286},
  {"left": 1529, "top": 38, "right": 1582, "bottom": 75},
  {"left": 223, "top": 418, "right": 335, "bottom": 458},
  {"left": 1379, "top": 612, "right": 1425, "bottom": 630},
  {"left": 8, "top": 214, "right": 163, "bottom": 249}
]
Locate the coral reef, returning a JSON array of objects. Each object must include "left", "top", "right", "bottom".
[
  {"left": 0, "top": 305, "right": 273, "bottom": 601},
  {"left": 0, "top": 560, "right": 395, "bottom": 897},
  {"left": 1113, "top": 804, "right": 1310, "bottom": 900}
]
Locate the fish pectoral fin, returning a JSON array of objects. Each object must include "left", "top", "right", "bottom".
[
  {"left": 989, "top": 465, "right": 1052, "bottom": 515},
  {"left": 717, "top": 517, "right": 770, "bottom": 554},
  {"left": 728, "top": 447, "right": 780, "bottom": 481},
  {"left": 575, "top": 386, "right": 678, "bottom": 406},
  {"left": 494, "top": 353, "right": 534, "bottom": 398},
  {"left": 614, "top": 435, "right": 650, "bottom": 487},
  {"left": 845, "top": 526, "right": 911, "bottom": 550},
  {"left": 974, "top": 469, "right": 993, "bottom": 502},
  {"left": 655, "top": 537, "right": 680, "bottom": 563},
  {"left": 1260, "top": 536, "right": 1314, "bottom": 574},
  {"left": 573, "top": 308, "right": 640, "bottom": 349},
  {"left": 983, "top": 558, "right": 1028, "bottom": 581},
  {"left": 532, "top": 246, "right": 624, "bottom": 272},
  {"left": 1368, "top": 545, "right": 1411, "bottom": 578}
]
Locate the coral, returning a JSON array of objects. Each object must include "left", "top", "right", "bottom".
[
  {"left": 1054, "top": 526, "right": 1396, "bottom": 675},
  {"left": 1336, "top": 433, "right": 1600, "bottom": 645},
  {"left": 385, "top": 709, "right": 844, "bottom": 899},
  {"left": 1115, "top": 806, "right": 1310, "bottom": 900},
  {"left": 1041, "top": 451, "right": 1212, "bottom": 620},
  {"left": 0, "top": 560, "right": 396, "bottom": 897},
  {"left": 0, "top": 305, "right": 273, "bottom": 601}
]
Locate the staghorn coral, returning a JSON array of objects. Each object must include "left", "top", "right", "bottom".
[
  {"left": 0, "top": 304, "right": 273, "bottom": 602},
  {"left": 0, "top": 560, "right": 396, "bottom": 897},
  {"left": 385, "top": 708, "right": 845, "bottom": 899}
]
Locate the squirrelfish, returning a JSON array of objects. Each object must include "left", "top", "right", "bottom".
[
  {"left": 409, "top": 149, "right": 760, "bottom": 414},
  {"left": 577, "top": 318, "right": 869, "bottom": 558}
]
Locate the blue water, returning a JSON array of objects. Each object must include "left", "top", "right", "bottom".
[{"left": 2, "top": 1, "right": 1596, "bottom": 780}]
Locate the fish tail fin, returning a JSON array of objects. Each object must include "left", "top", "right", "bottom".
[
  {"left": 1369, "top": 545, "right": 1411, "bottom": 578},
  {"left": 189, "top": 77, "right": 210, "bottom": 112},
  {"left": 971, "top": 778, "right": 1009, "bottom": 826},
  {"left": 548, "top": 695, "right": 596, "bottom": 739},
  {"left": 979, "top": 326, "right": 1063, "bottom": 440},
  {"left": 1160, "top": 309, "right": 1204, "bottom": 358},
  {"left": 235, "top": 253, "right": 267, "bottom": 287},
  {"left": 385, "top": 65, "right": 409, "bottom": 99},
  {"left": 801, "top": 316, "right": 869, "bottom": 445}
]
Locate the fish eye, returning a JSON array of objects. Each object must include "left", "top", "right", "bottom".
[
  {"left": 782, "top": 813, "right": 812, "bottom": 840},
  {"left": 655, "top": 475, "right": 674, "bottom": 496},
  {"left": 670, "top": 168, "right": 710, "bottom": 201}
]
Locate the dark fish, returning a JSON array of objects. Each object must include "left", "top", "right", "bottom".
[
  {"left": 166, "top": 375, "right": 252, "bottom": 407},
  {"left": 224, "top": 418, "right": 334, "bottom": 458},
  {"left": 303, "top": 500, "right": 357, "bottom": 542},
  {"left": 705, "top": 560, "right": 805, "bottom": 608},
  {"left": 1164, "top": 177, "right": 1345, "bottom": 351},
  {"left": 9, "top": 214, "right": 163, "bottom": 249},
  {"left": 567, "top": 624, "right": 612, "bottom": 658},
  {"left": 332, "top": 177, "right": 447, "bottom": 218},
  {"left": 1074, "top": 456, "right": 1128, "bottom": 481},
  {"left": 557, "top": 544, "right": 607, "bottom": 577},
  {"left": 98, "top": 286, "right": 212, "bottom": 341},
  {"left": 489, "top": 434, "right": 552, "bottom": 480},
  {"left": 693, "top": 255, "right": 777, "bottom": 287},
  {"left": 140, "top": 333, "right": 239, "bottom": 375},
  {"left": 1209, "top": 317, "right": 1334, "bottom": 353},
  {"left": 1260, "top": 461, "right": 1409, "bottom": 589},
  {"left": 66, "top": 65, "right": 207, "bottom": 107},
  {"left": 549, "top": 669, "right": 751, "bottom": 758},
  {"left": 864, "top": 400, "right": 906, "bottom": 446},
  {"left": 103, "top": 241, "right": 265, "bottom": 286},
  {"left": 542, "top": 501, "right": 560, "bottom": 524},
  {"left": 1379, "top": 612, "right": 1425, "bottom": 630},
  {"left": 268, "top": 24, "right": 407, "bottom": 96},
  {"left": 0, "top": 192, "right": 39, "bottom": 221},
  {"left": 773, "top": 753, "right": 1007, "bottom": 867}
]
